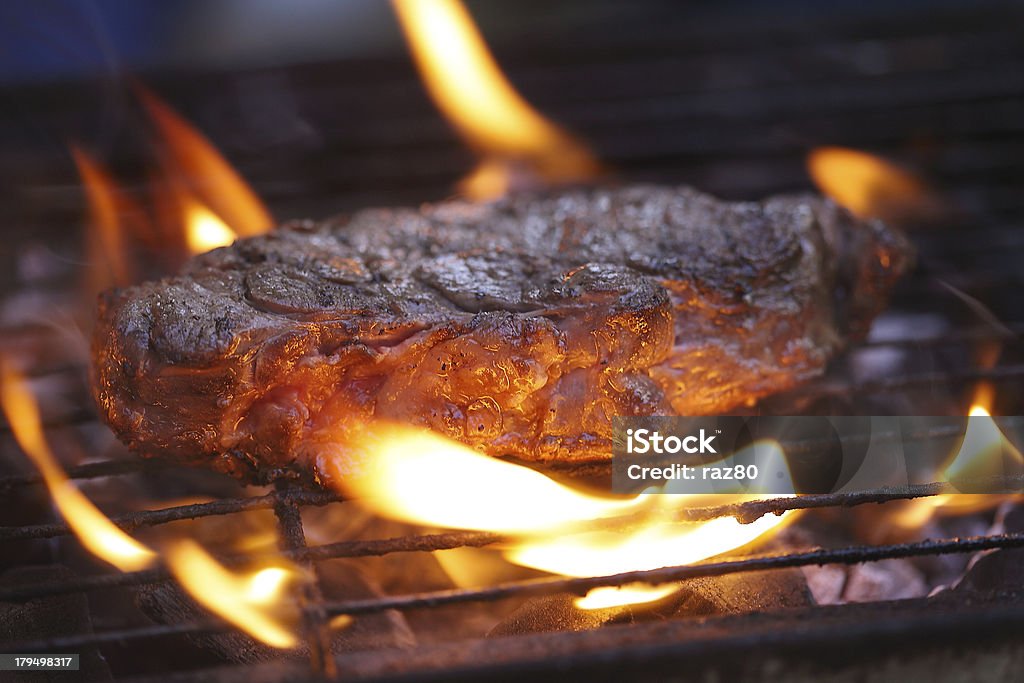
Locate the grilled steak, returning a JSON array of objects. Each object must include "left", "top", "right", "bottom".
[{"left": 92, "top": 185, "right": 912, "bottom": 484}]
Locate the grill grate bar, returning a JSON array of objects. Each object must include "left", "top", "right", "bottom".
[
  {"left": 0, "top": 458, "right": 174, "bottom": 492},
  {"left": 794, "top": 363, "right": 1024, "bottom": 397},
  {"left": 8, "top": 529, "right": 1024, "bottom": 654},
  {"left": 3, "top": 477, "right": 1020, "bottom": 603},
  {"left": 272, "top": 482, "right": 335, "bottom": 679},
  {"left": 857, "top": 328, "right": 1023, "bottom": 350},
  {"left": 0, "top": 488, "right": 343, "bottom": 541},
  {"left": 318, "top": 531, "right": 1024, "bottom": 618},
  {"left": 0, "top": 529, "right": 507, "bottom": 602}
]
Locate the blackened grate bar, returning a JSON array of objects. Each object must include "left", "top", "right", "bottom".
[
  {"left": 3, "top": 476, "right": 1022, "bottom": 603},
  {"left": 7, "top": 529, "right": 1024, "bottom": 655},
  {"left": 0, "top": 488, "right": 344, "bottom": 541}
]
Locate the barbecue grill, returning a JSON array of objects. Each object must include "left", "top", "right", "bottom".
[{"left": 2, "top": 0, "right": 1024, "bottom": 681}]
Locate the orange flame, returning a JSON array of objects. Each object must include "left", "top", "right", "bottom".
[
  {"left": 0, "top": 359, "right": 157, "bottom": 572},
  {"left": 392, "top": 0, "right": 600, "bottom": 198},
  {"left": 333, "top": 425, "right": 794, "bottom": 609},
  {"left": 1, "top": 359, "right": 309, "bottom": 647},
  {"left": 137, "top": 87, "right": 273, "bottom": 237},
  {"left": 149, "top": 167, "right": 238, "bottom": 256},
  {"left": 72, "top": 88, "right": 271, "bottom": 280},
  {"left": 807, "top": 146, "right": 936, "bottom": 222},
  {"left": 943, "top": 402, "right": 1023, "bottom": 487},
  {"left": 893, "top": 386, "right": 1021, "bottom": 529},
  {"left": 330, "top": 425, "right": 646, "bottom": 533},
  {"left": 71, "top": 146, "right": 133, "bottom": 289},
  {"left": 164, "top": 540, "right": 302, "bottom": 649},
  {"left": 511, "top": 441, "right": 796, "bottom": 609}
]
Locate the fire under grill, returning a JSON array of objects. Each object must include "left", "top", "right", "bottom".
[{"left": 3, "top": 0, "right": 1024, "bottom": 681}]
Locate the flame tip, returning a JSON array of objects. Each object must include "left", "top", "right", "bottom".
[
  {"left": 1, "top": 363, "right": 156, "bottom": 572},
  {"left": 394, "top": 0, "right": 597, "bottom": 199},
  {"left": 807, "top": 145, "right": 932, "bottom": 220},
  {"left": 165, "top": 539, "right": 300, "bottom": 649}
]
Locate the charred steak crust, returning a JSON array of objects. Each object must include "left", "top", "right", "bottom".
[{"left": 92, "top": 185, "right": 912, "bottom": 484}]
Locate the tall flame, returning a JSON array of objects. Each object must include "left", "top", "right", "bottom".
[
  {"left": 513, "top": 505, "right": 792, "bottom": 609},
  {"left": 71, "top": 146, "right": 133, "bottom": 289},
  {"left": 1, "top": 359, "right": 309, "bottom": 648},
  {"left": 72, "top": 88, "right": 272, "bottom": 281},
  {"left": 893, "top": 384, "right": 1021, "bottom": 529},
  {"left": 334, "top": 425, "right": 794, "bottom": 609},
  {"left": 0, "top": 360, "right": 156, "bottom": 572},
  {"left": 137, "top": 87, "right": 273, "bottom": 237},
  {"left": 938, "top": 342, "right": 1021, "bottom": 508},
  {"left": 392, "top": 0, "right": 599, "bottom": 198},
  {"left": 944, "top": 402, "right": 1023, "bottom": 486},
  {"left": 807, "top": 146, "right": 935, "bottom": 222}
]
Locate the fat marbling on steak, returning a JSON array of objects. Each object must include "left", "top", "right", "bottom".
[{"left": 92, "top": 185, "right": 912, "bottom": 484}]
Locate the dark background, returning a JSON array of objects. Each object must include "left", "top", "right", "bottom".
[{"left": 1, "top": 0, "right": 1022, "bottom": 315}]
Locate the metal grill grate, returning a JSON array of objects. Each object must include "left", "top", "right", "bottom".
[{"left": 2, "top": 418, "right": 1024, "bottom": 661}]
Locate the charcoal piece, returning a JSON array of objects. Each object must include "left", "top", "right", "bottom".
[
  {"left": 801, "top": 564, "right": 847, "bottom": 604},
  {"left": 672, "top": 567, "right": 814, "bottom": 616},
  {"left": 954, "top": 548, "right": 1024, "bottom": 597},
  {"left": 136, "top": 580, "right": 276, "bottom": 665},
  {"left": 0, "top": 566, "right": 113, "bottom": 682},
  {"left": 954, "top": 503, "right": 1024, "bottom": 596},
  {"left": 135, "top": 560, "right": 414, "bottom": 664},
  {"left": 490, "top": 567, "right": 813, "bottom": 636},
  {"left": 92, "top": 185, "right": 912, "bottom": 484},
  {"left": 487, "top": 590, "right": 686, "bottom": 637},
  {"left": 316, "top": 560, "right": 416, "bottom": 651},
  {"left": 842, "top": 559, "right": 928, "bottom": 602}
]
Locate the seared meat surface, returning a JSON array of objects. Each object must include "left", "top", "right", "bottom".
[{"left": 92, "top": 185, "right": 911, "bottom": 484}]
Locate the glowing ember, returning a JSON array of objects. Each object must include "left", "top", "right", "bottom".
[
  {"left": 138, "top": 87, "right": 273, "bottom": 237},
  {"left": 392, "top": 0, "right": 599, "bottom": 198},
  {"left": 164, "top": 539, "right": 301, "bottom": 649},
  {"left": 329, "top": 614, "right": 354, "bottom": 631},
  {"left": 0, "top": 360, "right": 156, "bottom": 572},
  {"left": 457, "top": 157, "right": 521, "bottom": 201},
  {"left": 807, "top": 146, "right": 934, "bottom": 221},
  {"left": 575, "top": 584, "right": 678, "bottom": 610},
  {"left": 334, "top": 425, "right": 795, "bottom": 610}
]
